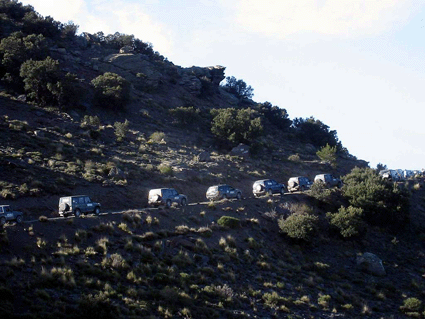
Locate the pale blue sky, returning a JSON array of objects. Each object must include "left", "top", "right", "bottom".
[{"left": 20, "top": 0, "right": 425, "bottom": 170}]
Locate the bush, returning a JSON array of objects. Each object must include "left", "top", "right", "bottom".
[
  {"left": 342, "top": 167, "right": 410, "bottom": 228},
  {"left": 316, "top": 143, "right": 337, "bottom": 167},
  {"left": 169, "top": 106, "right": 201, "bottom": 127},
  {"left": 19, "top": 57, "right": 61, "bottom": 106},
  {"left": 308, "top": 181, "right": 333, "bottom": 202},
  {"left": 278, "top": 213, "right": 319, "bottom": 241},
  {"left": 221, "top": 76, "right": 254, "bottom": 99},
  {"left": 217, "top": 216, "right": 240, "bottom": 228},
  {"left": 400, "top": 297, "right": 422, "bottom": 313},
  {"left": 327, "top": 206, "right": 365, "bottom": 238},
  {"left": 113, "top": 119, "right": 129, "bottom": 142},
  {"left": 293, "top": 117, "right": 339, "bottom": 149},
  {"left": 91, "top": 72, "right": 131, "bottom": 109},
  {"left": 210, "top": 108, "right": 263, "bottom": 145},
  {"left": 257, "top": 101, "right": 292, "bottom": 131}
]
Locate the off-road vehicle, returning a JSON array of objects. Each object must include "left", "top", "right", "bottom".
[
  {"left": 379, "top": 169, "right": 402, "bottom": 182},
  {"left": 0, "top": 205, "right": 23, "bottom": 225},
  {"left": 287, "top": 176, "right": 313, "bottom": 192},
  {"left": 253, "top": 179, "right": 286, "bottom": 197},
  {"left": 206, "top": 184, "right": 242, "bottom": 201},
  {"left": 148, "top": 188, "right": 188, "bottom": 207},
  {"left": 58, "top": 195, "right": 101, "bottom": 217},
  {"left": 314, "top": 174, "right": 342, "bottom": 188}
]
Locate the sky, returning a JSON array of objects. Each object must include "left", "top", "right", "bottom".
[{"left": 19, "top": 0, "right": 425, "bottom": 170}]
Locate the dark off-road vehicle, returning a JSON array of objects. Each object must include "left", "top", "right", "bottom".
[
  {"left": 206, "top": 184, "right": 242, "bottom": 201},
  {"left": 287, "top": 176, "right": 313, "bottom": 192},
  {"left": 148, "top": 188, "right": 187, "bottom": 207},
  {"left": 58, "top": 195, "right": 101, "bottom": 217},
  {"left": 314, "top": 174, "right": 342, "bottom": 188},
  {"left": 253, "top": 179, "right": 286, "bottom": 197},
  {"left": 0, "top": 205, "right": 23, "bottom": 225}
]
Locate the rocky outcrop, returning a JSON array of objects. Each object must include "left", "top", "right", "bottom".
[
  {"left": 178, "top": 65, "right": 225, "bottom": 96},
  {"left": 230, "top": 143, "right": 250, "bottom": 158}
]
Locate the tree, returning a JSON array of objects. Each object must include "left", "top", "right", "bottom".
[
  {"left": 210, "top": 108, "right": 263, "bottom": 145},
  {"left": 91, "top": 72, "right": 131, "bottom": 109},
  {"left": 222, "top": 76, "right": 254, "bottom": 100},
  {"left": 292, "top": 116, "right": 339, "bottom": 148},
  {"left": 342, "top": 167, "right": 410, "bottom": 228},
  {"left": 20, "top": 56, "right": 61, "bottom": 106},
  {"left": 257, "top": 101, "right": 292, "bottom": 131},
  {"left": 0, "top": 31, "right": 47, "bottom": 89},
  {"left": 376, "top": 163, "right": 387, "bottom": 171},
  {"left": 316, "top": 143, "right": 337, "bottom": 167}
]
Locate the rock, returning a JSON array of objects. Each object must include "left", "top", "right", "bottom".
[
  {"left": 178, "top": 75, "right": 202, "bottom": 96},
  {"left": 108, "top": 166, "right": 125, "bottom": 180},
  {"left": 230, "top": 143, "right": 250, "bottom": 158},
  {"left": 17, "top": 95, "right": 26, "bottom": 102},
  {"left": 197, "top": 151, "right": 211, "bottom": 162},
  {"left": 356, "top": 252, "right": 386, "bottom": 276}
]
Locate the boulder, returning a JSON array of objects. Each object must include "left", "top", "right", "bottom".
[
  {"left": 178, "top": 75, "right": 202, "bottom": 96},
  {"left": 230, "top": 143, "right": 250, "bottom": 158},
  {"left": 356, "top": 252, "right": 386, "bottom": 276},
  {"left": 197, "top": 151, "right": 211, "bottom": 162}
]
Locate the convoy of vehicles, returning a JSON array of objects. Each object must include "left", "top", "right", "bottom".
[{"left": 3, "top": 168, "right": 423, "bottom": 224}]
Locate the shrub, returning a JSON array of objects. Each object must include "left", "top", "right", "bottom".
[
  {"left": 158, "top": 164, "right": 173, "bottom": 176},
  {"left": 278, "top": 213, "right": 319, "bottom": 241},
  {"left": 316, "top": 143, "right": 337, "bottom": 167},
  {"left": 308, "top": 181, "right": 333, "bottom": 202},
  {"left": 342, "top": 167, "right": 410, "bottom": 228},
  {"left": 169, "top": 106, "right": 201, "bottom": 127},
  {"left": 327, "top": 206, "right": 365, "bottom": 238},
  {"left": 400, "top": 297, "right": 422, "bottom": 313},
  {"left": 91, "top": 72, "right": 131, "bottom": 109},
  {"left": 210, "top": 108, "right": 263, "bottom": 145},
  {"left": 221, "top": 76, "right": 254, "bottom": 99},
  {"left": 257, "top": 101, "right": 292, "bottom": 131},
  {"left": 20, "top": 57, "right": 61, "bottom": 106},
  {"left": 217, "top": 216, "right": 240, "bottom": 228},
  {"left": 149, "top": 131, "right": 165, "bottom": 143},
  {"left": 292, "top": 117, "right": 339, "bottom": 149},
  {"left": 113, "top": 119, "right": 129, "bottom": 141}
]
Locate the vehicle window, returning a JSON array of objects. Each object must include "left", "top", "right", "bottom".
[
  {"left": 79, "top": 197, "right": 85, "bottom": 204},
  {"left": 72, "top": 198, "right": 78, "bottom": 204},
  {"left": 0, "top": 207, "right": 3, "bottom": 213},
  {"left": 271, "top": 180, "right": 276, "bottom": 185},
  {"left": 85, "top": 197, "right": 91, "bottom": 203},
  {"left": 171, "top": 189, "right": 178, "bottom": 196},
  {"left": 4, "top": 207, "right": 10, "bottom": 212}
]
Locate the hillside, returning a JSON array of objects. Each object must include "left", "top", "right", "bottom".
[{"left": 1, "top": 1, "right": 425, "bottom": 319}]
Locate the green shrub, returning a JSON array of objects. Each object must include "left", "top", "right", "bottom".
[
  {"left": 342, "top": 167, "right": 410, "bottom": 228},
  {"left": 210, "top": 108, "right": 263, "bottom": 145},
  {"left": 316, "top": 143, "right": 337, "bottom": 167},
  {"left": 149, "top": 131, "right": 165, "bottom": 143},
  {"left": 278, "top": 213, "right": 319, "bottom": 241},
  {"left": 327, "top": 206, "right": 365, "bottom": 238},
  {"left": 292, "top": 116, "right": 339, "bottom": 149},
  {"left": 308, "top": 181, "right": 333, "bottom": 202},
  {"left": 400, "top": 297, "right": 422, "bottom": 313},
  {"left": 91, "top": 72, "right": 131, "bottom": 109},
  {"left": 158, "top": 164, "right": 173, "bottom": 176},
  {"left": 169, "top": 106, "right": 201, "bottom": 127},
  {"left": 217, "top": 216, "right": 240, "bottom": 228},
  {"left": 113, "top": 119, "right": 129, "bottom": 141},
  {"left": 221, "top": 76, "right": 254, "bottom": 99}
]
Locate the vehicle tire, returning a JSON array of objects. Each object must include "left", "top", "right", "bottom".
[
  {"left": 222, "top": 194, "right": 227, "bottom": 200},
  {"left": 236, "top": 192, "right": 242, "bottom": 200},
  {"left": 16, "top": 215, "right": 23, "bottom": 223},
  {"left": 94, "top": 207, "right": 100, "bottom": 215},
  {"left": 181, "top": 198, "right": 187, "bottom": 206},
  {"left": 74, "top": 209, "right": 81, "bottom": 218},
  {"left": 0, "top": 217, "right": 6, "bottom": 226},
  {"left": 337, "top": 181, "right": 342, "bottom": 188},
  {"left": 300, "top": 185, "right": 305, "bottom": 192},
  {"left": 166, "top": 199, "right": 172, "bottom": 208},
  {"left": 280, "top": 187, "right": 285, "bottom": 195},
  {"left": 267, "top": 189, "right": 273, "bottom": 196},
  {"left": 326, "top": 182, "right": 331, "bottom": 188}
]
